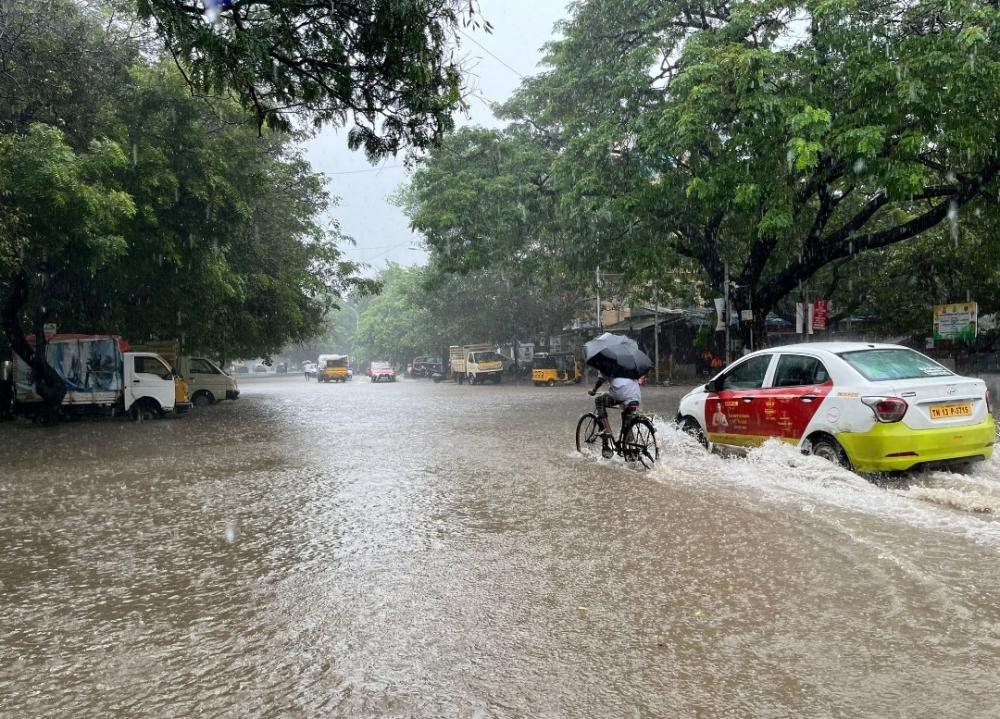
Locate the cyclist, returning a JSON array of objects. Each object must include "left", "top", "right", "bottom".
[{"left": 588, "top": 371, "right": 641, "bottom": 440}]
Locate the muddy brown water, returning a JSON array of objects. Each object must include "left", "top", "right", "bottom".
[{"left": 2, "top": 375, "right": 1000, "bottom": 717}]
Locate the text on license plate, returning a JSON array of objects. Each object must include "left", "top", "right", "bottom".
[{"left": 930, "top": 403, "right": 972, "bottom": 419}]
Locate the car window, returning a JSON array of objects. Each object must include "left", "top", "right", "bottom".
[
  {"left": 135, "top": 356, "right": 172, "bottom": 380},
  {"left": 773, "top": 354, "right": 830, "bottom": 387},
  {"left": 189, "top": 358, "right": 217, "bottom": 374},
  {"left": 720, "top": 355, "right": 772, "bottom": 390},
  {"left": 839, "top": 348, "right": 952, "bottom": 381}
]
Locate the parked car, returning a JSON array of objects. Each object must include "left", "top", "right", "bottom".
[
  {"left": 409, "top": 355, "right": 442, "bottom": 378},
  {"left": 676, "top": 342, "right": 995, "bottom": 473},
  {"left": 370, "top": 361, "right": 396, "bottom": 383}
]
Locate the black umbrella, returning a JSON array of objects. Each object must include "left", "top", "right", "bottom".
[{"left": 584, "top": 332, "right": 653, "bottom": 380}]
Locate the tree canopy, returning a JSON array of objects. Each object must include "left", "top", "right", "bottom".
[
  {"left": 403, "top": 0, "right": 1000, "bottom": 342},
  {"left": 139, "top": 0, "right": 477, "bottom": 157}
]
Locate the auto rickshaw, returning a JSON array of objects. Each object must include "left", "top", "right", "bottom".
[
  {"left": 317, "top": 354, "right": 350, "bottom": 382},
  {"left": 532, "top": 352, "right": 582, "bottom": 386}
]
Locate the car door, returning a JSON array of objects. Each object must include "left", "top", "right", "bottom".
[
  {"left": 187, "top": 357, "right": 224, "bottom": 397},
  {"left": 754, "top": 353, "right": 834, "bottom": 442},
  {"left": 704, "top": 354, "right": 775, "bottom": 447},
  {"left": 126, "top": 354, "right": 175, "bottom": 411}
]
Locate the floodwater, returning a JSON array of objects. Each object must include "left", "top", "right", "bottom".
[{"left": 2, "top": 375, "right": 1000, "bottom": 718}]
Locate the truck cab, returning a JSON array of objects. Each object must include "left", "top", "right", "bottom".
[
  {"left": 126, "top": 352, "right": 180, "bottom": 419},
  {"left": 466, "top": 349, "right": 504, "bottom": 385},
  {"left": 179, "top": 356, "right": 240, "bottom": 406}
]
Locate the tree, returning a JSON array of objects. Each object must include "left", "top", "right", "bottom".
[
  {"left": 138, "top": 0, "right": 477, "bottom": 158},
  {"left": 0, "top": 124, "right": 135, "bottom": 411}
]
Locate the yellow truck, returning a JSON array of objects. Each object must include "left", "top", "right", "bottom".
[
  {"left": 317, "top": 354, "right": 350, "bottom": 383},
  {"left": 448, "top": 343, "right": 505, "bottom": 385}
]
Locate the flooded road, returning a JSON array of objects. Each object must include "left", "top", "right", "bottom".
[{"left": 3, "top": 375, "right": 1000, "bottom": 717}]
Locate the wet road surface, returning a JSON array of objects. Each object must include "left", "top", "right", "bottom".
[{"left": 2, "top": 375, "right": 1000, "bottom": 717}]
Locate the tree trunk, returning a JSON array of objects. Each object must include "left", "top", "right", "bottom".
[{"left": 1, "top": 270, "right": 66, "bottom": 420}]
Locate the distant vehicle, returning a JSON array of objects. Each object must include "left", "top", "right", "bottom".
[
  {"left": 276, "top": 362, "right": 288, "bottom": 375},
  {"left": 253, "top": 365, "right": 269, "bottom": 374},
  {"left": 449, "top": 344, "right": 504, "bottom": 385},
  {"left": 531, "top": 352, "right": 582, "bottom": 386},
  {"left": 370, "top": 361, "right": 396, "bottom": 383},
  {"left": 317, "top": 354, "right": 349, "bottom": 383},
  {"left": 677, "top": 342, "right": 995, "bottom": 473},
  {"left": 12, "top": 334, "right": 180, "bottom": 421},
  {"left": 409, "top": 355, "right": 442, "bottom": 378},
  {"left": 303, "top": 361, "right": 317, "bottom": 378}
]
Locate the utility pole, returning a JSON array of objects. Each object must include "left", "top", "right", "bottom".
[
  {"left": 596, "top": 266, "right": 602, "bottom": 333},
  {"left": 724, "top": 261, "right": 731, "bottom": 365},
  {"left": 653, "top": 284, "right": 660, "bottom": 385}
]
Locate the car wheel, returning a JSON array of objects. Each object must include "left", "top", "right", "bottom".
[
  {"left": 681, "top": 417, "right": 708, "bottom": 448},
  {"left": 810, "top": 435, "right": 850, "bottom": 469},
  {"left": 132, "top": 401, "right": 159, "bottom": 422},
  {"left": 546, "top": 379, "right": 555, "bottom": 387},
  {"left": 193, "top": 391, "right": 214, "bottom": 407}
]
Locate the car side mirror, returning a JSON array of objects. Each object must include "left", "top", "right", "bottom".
[{"left": 705, "top": 378, "right": 722, "bottom": 393}]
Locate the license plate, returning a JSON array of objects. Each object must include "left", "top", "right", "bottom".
[{"left": 930, "top": 402, "right": 972, "bottom": 419}]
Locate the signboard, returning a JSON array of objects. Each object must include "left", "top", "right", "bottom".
[
  {"left": 812, "top": 299, "right": 829, "bottom": 331},
  {"left": 933, "top": 302, "right": 978, "bottom": 341},
  {"left": 795, "top": 303, "right": 804, "bottom": 334},
  {"left": 740, "top": 309, "right": 754, "bottom": 321},
  {"left": 43, "top": 323, "right": 57, "bottom": 339}
]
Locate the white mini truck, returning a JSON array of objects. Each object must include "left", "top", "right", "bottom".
[{"left": 13, "top": 335, "right": 178, "bottom": 420}]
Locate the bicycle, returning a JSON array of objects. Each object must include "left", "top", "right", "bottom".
[{"left": 575, "top": 403, "right": 659, "bottom": 469}]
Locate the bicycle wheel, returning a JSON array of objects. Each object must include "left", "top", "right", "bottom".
[
  {"left": 575, "top": 413, "right": 602, "bottom": 457},
  {"left": 623, "top": 417, "right": 659, "bottom": 469}
]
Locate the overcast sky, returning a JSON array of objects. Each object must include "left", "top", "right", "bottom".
[{"left": 302, "top": 0, "right": 570, "bottom": 273}]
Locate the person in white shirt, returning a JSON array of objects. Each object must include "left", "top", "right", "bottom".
[{"left": 588, "top": 372, "right": 642, "bottom": 438}]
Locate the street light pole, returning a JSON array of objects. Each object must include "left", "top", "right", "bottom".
[
  {"left": 723, "top": 261, "right": 731, "bottom": 365},
  {"left": 653, "top": 284, "right": 660, "bottom": 385},
  {"left": 596, "top": 265, "right": 602, "bottom": 332}
]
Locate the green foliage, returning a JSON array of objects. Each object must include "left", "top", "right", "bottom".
[
  {"left": 403, "top": 0, "right": 1000, "bottom": 341},
  {"left": 349, "top": 262, "right": 583, "bottom": 366},
  {"left": 138, "top": 0, "right": 474, "bottom": 158},
  {"left": 0, "top": 123, "right": 136, "bottom": 282},
  {"left": 0, "top": 0, "right": 364, "bottom": 366}
]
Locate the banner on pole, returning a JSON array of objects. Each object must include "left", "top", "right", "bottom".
[
  {"left": 812, "top": 299, "right": 829, "bottom": 331},
  {"left": 714, "top": 298, "right": 726, "bottom": 331},
  {"left": 795, "top": 303, "right": 804, "bottom": 334},
  {"left": 807, "top": 303, "right": 815, "bottom": 334},
  {"left": 933, "top": 302, "right": 978, "bottom": 341}
]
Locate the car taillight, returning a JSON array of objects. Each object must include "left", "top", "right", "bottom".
[{"left": 861, "top": 396, "right": 908, "bottom": 423}]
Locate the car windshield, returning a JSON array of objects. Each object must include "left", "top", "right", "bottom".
[
  {"left": 838, "top": 348, "right": 953, "bottom": 381},
  {"left": 371, "top": 362, "right": 391, "bottom": 370}
]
